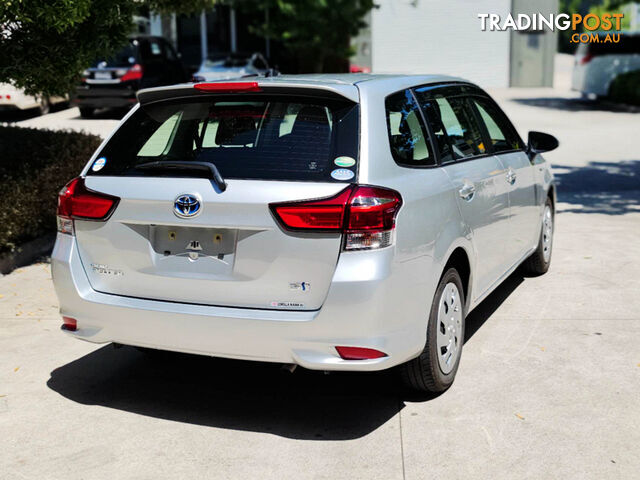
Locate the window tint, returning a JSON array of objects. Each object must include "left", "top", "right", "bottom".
[
  {"left": 415, "top": 89, "right": 485, "bottom": 161},
  {"left": 385, "top": 90, "right": 435, "bottom": 167},
  {"left": 89, "top": 97, "right": 359, "bottom": 182},
  {"left": 471, "top": 96, "right": 522, "bottom": 153}
]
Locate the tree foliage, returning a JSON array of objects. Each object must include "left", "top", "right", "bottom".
[
  {"left": 1, "top": 0, "right": 136, "bottom": 96},
  {"left": 0, "top": 0, "right": 216, "bottom": 96},
  {"left": 1, "top": 0, "right": 373, "bottom": 95},
  {"left": 233, "top": 0, "right": 375, "bottom": 72}
]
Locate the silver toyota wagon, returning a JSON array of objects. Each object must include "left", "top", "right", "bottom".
[{"left": 52, "top": 74, "right": 557, "bottom": 392}]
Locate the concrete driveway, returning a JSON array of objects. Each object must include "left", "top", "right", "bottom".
[
  {"left": 10, "top": 106, "right": 122, "bottom": 139},
  {"left": 1, "top": 88, "right": 639, "bottom": 479}
]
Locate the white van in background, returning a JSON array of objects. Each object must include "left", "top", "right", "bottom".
[
  {"left": 0, "top": 83, "right": 68, "bottom": 116},
  {"left": 572, "top": 32, "right": 640, "bottom": 98}
]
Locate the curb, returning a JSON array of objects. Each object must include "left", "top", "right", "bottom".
[{"left": 0, "top": 234, "right": 56, "bottom": 275}]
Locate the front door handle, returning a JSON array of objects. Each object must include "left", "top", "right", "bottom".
[
  {"left": 506, "top": 168, "right": 517, "bottom": 185},
  {"left": 459, "top": 183, "right": 476, "bottom": 201}
]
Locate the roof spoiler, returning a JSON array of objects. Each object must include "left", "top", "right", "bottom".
[{"left": 137, "top": 81, "right": 359, "bottom": 105}]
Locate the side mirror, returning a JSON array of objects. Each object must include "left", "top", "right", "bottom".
[{"left": 527, "top": 131, "right": 559, "bottom": 158}]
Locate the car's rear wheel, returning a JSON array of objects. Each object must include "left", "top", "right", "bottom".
[
  {"left": 399, "top": 268, "right": 465, "bottom": 392},
  {"left": 79, "top": 107, "right": 94, "bottom": 118},
  {"left": 523, "top": 197, "right": 554, "bottom": 275},
  {"left": 37, "top": 97, "right": 50, "bottom": 115}
]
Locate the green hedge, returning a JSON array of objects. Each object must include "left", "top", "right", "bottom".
[
  {"left": 609, "top": 70, "right": 640, "bottom": 106},
  {"left": 0, "top": 126, "right": 101, "bottom": 253}
]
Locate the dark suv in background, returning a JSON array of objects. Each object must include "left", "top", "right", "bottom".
[{"left": 74, "top": 35, "right": 187, "bottom": 118}]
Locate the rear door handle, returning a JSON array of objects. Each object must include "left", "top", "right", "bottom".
[
  {"left": 459, "top": 183, "right": 476, "bottom": 201},
  {"left": 506, "top": 168, "right": 517, "bottom": 185}
]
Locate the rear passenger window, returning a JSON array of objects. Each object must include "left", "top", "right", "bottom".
[
  {"left": 385, "top": 90, "right": 435, "bottom": 167},
  {"left": 471, "top": 96, "right": 522, "bottom": 153},
  {"left": 414, "top": 90, "right": 485, "bottom": 161}
]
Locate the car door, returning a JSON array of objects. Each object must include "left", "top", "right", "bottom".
[
  {"left": 470, "top": 95, "right": 539, "bottom": 265},
  {"left": 414, "top": 86, "right": 511, "bottom": 300}
]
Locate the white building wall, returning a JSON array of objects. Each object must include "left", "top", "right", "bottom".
[{"left": 371, "top": 0, "right": 512, "bottom": 88}]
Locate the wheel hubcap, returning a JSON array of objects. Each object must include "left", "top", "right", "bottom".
[
  {"left": 542, "top": 205, "right": 553, "bottom": 263},
  {"left": 436, "top": 283, "right": 463, "bottom": 374}
]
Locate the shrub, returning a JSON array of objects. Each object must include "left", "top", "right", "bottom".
[
  {"left": 609, "top": 70, "right": 640, "bottom": 106},
  {"left": 0, "top": 126, "right": 101, "bottom": 253}
]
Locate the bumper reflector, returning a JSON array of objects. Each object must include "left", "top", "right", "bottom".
[
  {"left": 61, "top": 316, "right": 77, "bottom": 331},
  {"left": 335, "top": 346, "right": 387, "bottom": 360}
]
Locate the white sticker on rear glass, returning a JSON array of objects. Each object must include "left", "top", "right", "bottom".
[
  {"left": 334, "top": 156, "right": 356, "bottom": 167},
  {"left": 91, "top": 157, "right": 106, "bottom": 172},
  {"left": 331, "top": 168, "right": 355, "bottom": 181}
]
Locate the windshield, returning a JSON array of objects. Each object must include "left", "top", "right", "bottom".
[{"left": 88, "top": 95, "right": 359, "bottom": 182}]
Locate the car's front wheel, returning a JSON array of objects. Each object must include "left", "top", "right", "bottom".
[
  {"left": 523, "top": 197, "right": 554, "bottom": 275},
  {"left": 399, "top": 268, "right": 465, "bottom": 392}
]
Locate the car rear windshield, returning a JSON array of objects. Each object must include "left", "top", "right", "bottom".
[
  {"left": 93, "top": 41, "right": 138, "bottom": 68},
  {"left": 88, "top": 95, "right": 359, "bottom": 182}
]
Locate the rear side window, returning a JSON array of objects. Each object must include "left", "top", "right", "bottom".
[
  {"left": 470, "top": 96, "right": 522, "bottom": 153},
  {"left": 89, "top": 96, "right": 359, "bottom": 182},
  {"left": 385, "top": 90, "right": 435, "bottom": 167},
  {"left": 415, "top": 89, "right": 486, "bottom": 161}
]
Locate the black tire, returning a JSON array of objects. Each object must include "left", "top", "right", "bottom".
[
  {"left": 399, "top": 268, "right": 465, "bottom": 392},
  {"left": 79, "top": 107, "right": 94, "bottom": 118},
  {"left": 522, "top": 197, "right": 554, "bottom": 276}
]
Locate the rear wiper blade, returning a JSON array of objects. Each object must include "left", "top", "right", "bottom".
[{"left": 135, "top": 161, "right": 227, "bottom": 192}]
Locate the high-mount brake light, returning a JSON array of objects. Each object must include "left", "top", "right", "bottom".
[
  {"left": 194, "top": 82, "right": 261, "bottom": 93},
  {"left": 270, "top": 185, "right": 402, "bottom": 251},
  {"left": 57, "top": 177, "right": 119, "bottom": 235}
]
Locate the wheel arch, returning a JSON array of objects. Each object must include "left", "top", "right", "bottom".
[
  {"left": 441, "top": 245, "right": 472, "bottom": 311},
  {"left": 547, "top": 183, "right": 556, "bottom": 212}
]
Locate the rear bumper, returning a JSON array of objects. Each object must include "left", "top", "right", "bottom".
[{"left": 51, "top": 234, "right": 428, "bottom": 371}]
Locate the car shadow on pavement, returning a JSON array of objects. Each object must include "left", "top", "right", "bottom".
[
  {"left": 0, "top": 102, "right": 70, "bottom": 122},
  {"left": 47, "top": 272, "right": 526, "bottom": 439},
  {"left": 511, "top": 97, "right": 640, "bottom": 113},
  {"left": 70, "top": 107, "right": 130, "bottom": 120},
  {"left": 553, "top": 160, "right": 640, "bottom": 215},
  {"left": 47, "top": 345, "right": 403, "bottom": 440}
]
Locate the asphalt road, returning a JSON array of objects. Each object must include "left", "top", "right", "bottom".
[{"left": 1, "top": 87, "right": 639, "bottom": 479}]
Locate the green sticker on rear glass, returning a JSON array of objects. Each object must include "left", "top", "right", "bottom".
[{"left": 334, "top": 156, "right": 356, "bottom": 168}]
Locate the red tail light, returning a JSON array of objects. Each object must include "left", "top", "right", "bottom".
[
  {"left": 580, "top": 54, "right": 594, "bottom": 65},
  {"left": 57, "top": 177, "right": 119, "bottom": 234},
  {"left": 194, "top": 82, "right": 261, "bottom": 93},
  {"left": 335, "top": 346, "right": 387, "bottom": 360},
  {"left": 270, "top": 185, "right": 402, "bottom": 250},
  {"left": 120, "top": 63, "right": 143, "bottom": 82}
]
